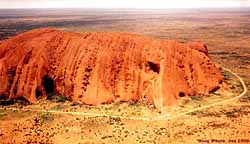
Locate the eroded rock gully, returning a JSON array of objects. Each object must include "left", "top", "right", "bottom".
[{"left": 0, "top": 28, "right": 223, "bottom": 109}]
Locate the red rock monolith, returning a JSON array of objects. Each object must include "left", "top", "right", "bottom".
[{"left": 0, "top": 28, "right": 223, "bottom": 109}]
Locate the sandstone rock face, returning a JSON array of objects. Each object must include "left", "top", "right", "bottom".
[{"left": 0, "top": 28, "right": 222, "bottom": 109}]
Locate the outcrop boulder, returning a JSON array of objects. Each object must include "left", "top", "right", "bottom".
[{"left": 0, "top": 28, "right": 222, "bottom": 109}]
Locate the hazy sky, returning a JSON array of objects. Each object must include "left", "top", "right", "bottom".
[{"left": 1, "top": 0, "right": 250, "bottom": 8}]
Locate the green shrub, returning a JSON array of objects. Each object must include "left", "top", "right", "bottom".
[
  {"left": 38, "top": 112, "right": 54, "bottom": 122},
  {"left": 47, "top": 93, "right": 55, "bottom": 100},
  {"left": 52, "top": 104, "right": 64, "bottom": 110},
  {"left": 190, "top": 96, "right": 203, "bottom": 101},
  {"left": 56, "top": 95, "right": 68, "bottom": 102},
  {"left": 0, "top": 112, "right": 7, "bottom": 119}
]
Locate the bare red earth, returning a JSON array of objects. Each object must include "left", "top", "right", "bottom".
[{"left": 0, "top": 28, "right": 222, "bottom": 109}]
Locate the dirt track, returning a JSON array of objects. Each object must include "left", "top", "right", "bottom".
[{"left": 0, "top": 66, "right": 247, "bottom": 121}]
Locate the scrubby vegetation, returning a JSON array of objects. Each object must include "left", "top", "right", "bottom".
[{"left": 38, "top": 112, "right": 54, "bottom": 123}]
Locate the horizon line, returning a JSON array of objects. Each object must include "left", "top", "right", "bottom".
[{"left": 0, "top": 6, "right": 250, "bottom": 9}]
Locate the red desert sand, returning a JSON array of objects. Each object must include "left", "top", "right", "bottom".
[{"left": 0, "top": 28, "right": 222, "bottom": 109}]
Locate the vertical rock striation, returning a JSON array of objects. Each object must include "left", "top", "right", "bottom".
[{"left": 0, "top": 28, "right": 222, "bottom": 109}]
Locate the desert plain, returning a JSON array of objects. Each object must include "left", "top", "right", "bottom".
[{"left": 0, "top": 8, "right": 250, "bottom": 144}]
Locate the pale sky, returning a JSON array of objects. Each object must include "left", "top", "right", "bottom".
[{"left": 1, "top": 0, "right": 250, "bottom": 8}]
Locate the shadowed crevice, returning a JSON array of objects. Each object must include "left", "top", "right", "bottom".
[
  {"left": 147, "top": 61, "right": 160, "bottom": 74},
  {"left": 42, "top": 75, "right": 54, "bottom": 95}
]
